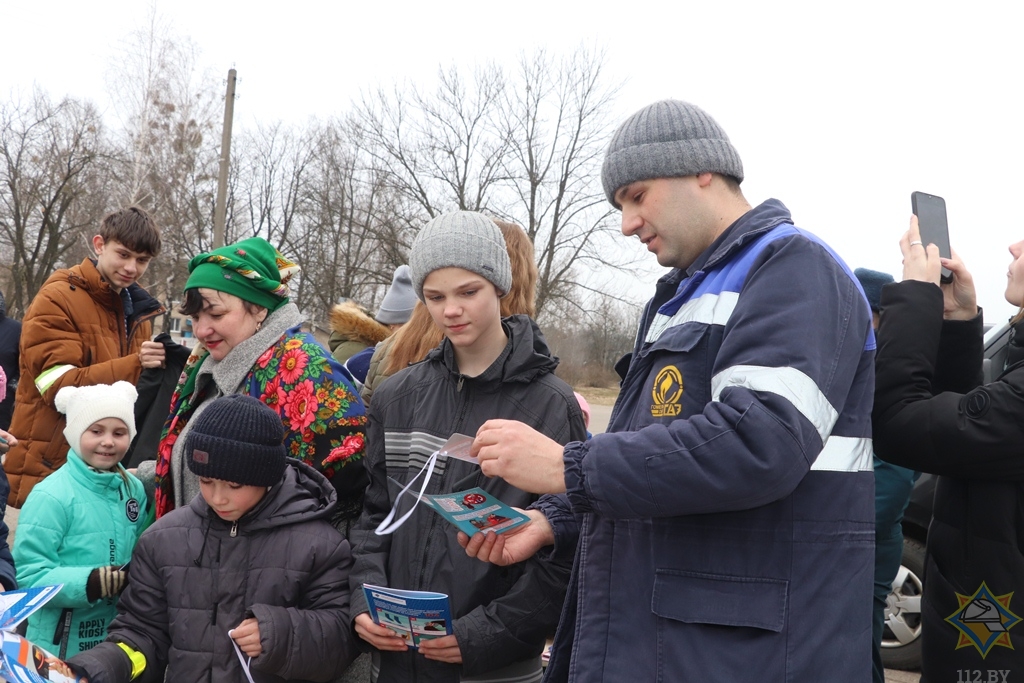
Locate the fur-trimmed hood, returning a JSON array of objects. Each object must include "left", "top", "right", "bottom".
[{"left": 329, "top": 300, "right": 390, "bottom": 346}]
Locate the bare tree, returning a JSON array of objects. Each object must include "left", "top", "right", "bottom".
[
  {"left": 544, "top": 292, "right": 640, "bottom": 388},
  {"left": 105, "top": 12, "right": 221, "bottom": 325},
  {"left": 352, "top": 47, "right": 625, "bottom": 321},
  {"left": 0, "top": 92, "right": 107, "bottom": 316},
  {"left": 299, "top": 120, "right": 372, "bottom": 313},
  {"left": 225, "top": 118, "right": 406, "bottom": 327},
  {"left": 357, "top": 63, "right": 509, "bottom": 220},
  {"left": 495, "top": 47, "right": 625, "bottom": 317},
  {"left": 106, "top": 11, "right": 219, "bottom": 210},
  {"left": 233, "top": 121, "right": 314, "bottom": 247},
  {"left": 232, "top": 121, "right": 320, "bottom": 319},
  {"left": 294, "top": 118, "right": 417, "bottom": 325}
]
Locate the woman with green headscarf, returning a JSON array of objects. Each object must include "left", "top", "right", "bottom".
[{"left": 135, "top": 237, "right": 368, "bottom": 525}]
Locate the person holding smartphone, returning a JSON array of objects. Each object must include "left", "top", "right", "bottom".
[{"left": 872, "top": 216, "right": 1024, "bottom": 680}]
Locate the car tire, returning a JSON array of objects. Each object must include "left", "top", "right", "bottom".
[{"left": 881, "top": 537, "right": 925, "bottom": 670}]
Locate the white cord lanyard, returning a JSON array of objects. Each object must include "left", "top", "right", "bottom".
[
  {"left": 374, "top": 434, "right": 476, "bottom": 536},
  {"left": 229, "top": 630, "right": 256, "bottom": 683},
  {"left": 374, "top": 451, "right": 438, "bottom": 535}
]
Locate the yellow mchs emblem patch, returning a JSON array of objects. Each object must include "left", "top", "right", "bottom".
[
  {"left": 651, "top": 365, "right": 684, "bottom": 417},
  {"left": 945, "top": 582, "right": 1021, "bottom": 658}
]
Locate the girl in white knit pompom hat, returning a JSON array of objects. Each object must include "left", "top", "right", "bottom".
[{"left": 13, "top": 381, "right": 147, "bottom": 658}]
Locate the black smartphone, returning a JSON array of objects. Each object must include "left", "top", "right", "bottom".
[{"left": 911, "top": 191, "right": 953, "bottom": 283}]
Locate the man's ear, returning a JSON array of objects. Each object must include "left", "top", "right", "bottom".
[
  {"left": 696, "top": 172, "right": 714, "bottom": 188},
  {"left": 92, "top": 234, "right": 106, "bottom": 254}
]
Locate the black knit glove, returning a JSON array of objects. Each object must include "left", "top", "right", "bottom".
[{"left": 86, "top": 566, "right": 127, "bottom": 602}]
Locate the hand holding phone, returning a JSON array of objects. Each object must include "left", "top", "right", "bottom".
[
  {"left": 902, "top": 210, "right": 978, "bottom": 320},
  {"left": 911, "top": 191, "right": 953, "bottom": 283}
]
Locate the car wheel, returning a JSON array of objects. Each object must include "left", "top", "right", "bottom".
[{"left": 881, "top": 537, "right": 925, "bottom": 670}]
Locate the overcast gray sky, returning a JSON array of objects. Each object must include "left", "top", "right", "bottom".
[{"left": 2, "top": 0, "right": 1021, "bottom": 321}]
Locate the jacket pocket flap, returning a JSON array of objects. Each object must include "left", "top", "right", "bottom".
[
  {"left": 646, "top": 323, "right": 707, "bottom": 355},
  {"left": 652, "top": 570, "right": 788, "bottom": 632}
]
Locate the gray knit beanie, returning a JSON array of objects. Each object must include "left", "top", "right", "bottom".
[
  {"left": 601, "top": 100, "right": 744, "bottom": 208},
  {"left": 409, "top": 211, "right": 512, "bottom": 300},
  {"left": 376, "top": 265, "right": 417, "bottom": 325},
  {"left": 185, "top": 394, "right": 287, "bottom": 487}
]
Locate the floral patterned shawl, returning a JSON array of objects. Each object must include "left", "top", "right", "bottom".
[{"left": 153, "top": 326, "right": 367, "bottom": 518}]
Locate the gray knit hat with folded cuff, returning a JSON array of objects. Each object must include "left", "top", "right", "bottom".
[
  {"left": 376, "top": 265, "right": 417, "bottom": 324},
  {"left": 601, "top": 100, "right": 744, "bottom": 208},
  {"left": 409, "top": 211, "right": 512, "bottom": 301},
  {"left": 185, "top": 394, "right": 287, "bottom": 488}
]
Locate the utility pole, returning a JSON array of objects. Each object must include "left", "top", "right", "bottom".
[{"left": 212, "top": 68, "right": 237, "bottom": 249}]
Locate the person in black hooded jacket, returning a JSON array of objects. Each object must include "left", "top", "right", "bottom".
[
  {"left": 349, "top": 211, "right": 586, "bottom": 683},
  {"left": 872, "top": 217, "right": 1024, "bottom": 682}
]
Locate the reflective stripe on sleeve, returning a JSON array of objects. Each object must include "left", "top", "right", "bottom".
[
  {"left": 117, "top": 641, "right": 148, "bottom": 680},
  {"left": 810, "top": 436, "right": 873, "bottom": 472},
  {"left": 34, "top": 364, "right": 75, "bottom": 395},
  {"left": 711, "top": 364, "right": 839, "bottom": 443}
]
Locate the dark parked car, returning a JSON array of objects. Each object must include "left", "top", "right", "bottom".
[{"left": 880, "top": 320, "right": 1009, "bottom": 670}]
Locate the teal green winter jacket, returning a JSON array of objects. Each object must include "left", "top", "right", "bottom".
[{"left": 13, "top": 449, "right": 147, "bottom": 657}]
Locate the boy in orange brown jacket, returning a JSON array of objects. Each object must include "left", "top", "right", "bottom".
[{"left": 4, "top": 206, "right": 166, "bottom": 507}]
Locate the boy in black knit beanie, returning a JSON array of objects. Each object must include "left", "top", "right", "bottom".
[{"left": 69, "top": 394, "right": 357, "bottom": 683}]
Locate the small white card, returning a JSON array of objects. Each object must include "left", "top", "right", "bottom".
[{"left": 438, "top": 433, "right": 477, "bottom": 465}]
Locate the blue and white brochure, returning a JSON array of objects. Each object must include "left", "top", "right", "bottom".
[
  {"left": 0, "top": 585, "right": 84, "bottom": 682},
  {"left": 362, "top": 584, "right": 453, "bottom": 649},
  {"left": 421, "top": 487, "right": 529, "bottom": 536},
  {"left": 0, "top": 586, "right": 62, "bottom": 633}
]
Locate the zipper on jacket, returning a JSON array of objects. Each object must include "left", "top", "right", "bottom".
[
  {"left": 113, "top": 292, "right": 129, "bottom": 356},
  {"left": 230, "top": 522, "right": 237, "bottom": 538},
  {"left": 457, "top": 375, "right": 465, "bottom": 392},
  {"left": 127, "top": 304, "right": 164, "bottom": 347},
  {"left": 52, "top": 608, "right": 71, "bottom": 644},
  {"left": 211, "top": 602, "right": 218, "bottom": 625},
  {"left": 54, "top": 608, "right": 73, "bottom": 660}
]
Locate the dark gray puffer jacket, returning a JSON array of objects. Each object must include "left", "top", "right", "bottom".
[{"left": 68, "top": 459, "right": 357, "bottom": 683}]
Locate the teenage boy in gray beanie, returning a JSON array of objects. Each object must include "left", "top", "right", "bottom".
[
  {"left": 68, "top": 394, "right": 357, "bottom": 683},
  {"left": 349, "top": 210, "right": 585, "bottom": 683},
  {"left": 467, "top": 100, "right": 875, "bottom": 683}
]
